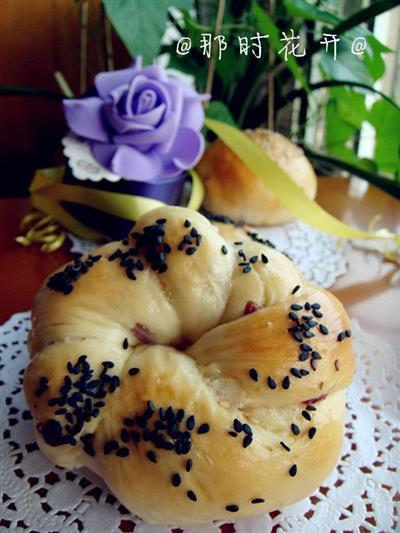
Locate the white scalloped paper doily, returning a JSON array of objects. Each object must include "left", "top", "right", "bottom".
[
  {"left": 62, "top": 134, "right": 122, "bottom": 183},
  {"left": 68, "top": 220, "right": 349, "bottom": 289},
  {"left": 1, "top": 313, "right": 399, "bottom": 532}
]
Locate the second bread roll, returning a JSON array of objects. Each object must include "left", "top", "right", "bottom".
[{"left": 197, "top": 129, "right": 318, "bottom": 226}]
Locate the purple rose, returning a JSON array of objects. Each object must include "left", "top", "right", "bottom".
[{"left": 63, "top": 58, "right": 208, "bottom": 182}]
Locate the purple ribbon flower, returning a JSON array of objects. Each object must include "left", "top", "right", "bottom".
[{"left": 63, "top": 58, "right": 208, "bottom": 182}]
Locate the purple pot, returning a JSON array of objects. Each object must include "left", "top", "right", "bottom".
[{"left": 62, "top": 168, "right": 186, "bottom": 240}]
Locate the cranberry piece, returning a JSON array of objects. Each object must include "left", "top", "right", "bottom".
[
  {"left": 302, "top": 393, "right": 327, "bottom": 405},
  {"left": 243, "top": 301, "right": 260, "bottom": 315}
]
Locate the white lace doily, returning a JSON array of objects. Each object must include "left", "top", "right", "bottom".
[
  {"left": 1, "top": 312, "right": 398, "bottom": 532},
  {"left": 62, "top": 134, "right": 121, "bottom": 183},
  {"left": 68, "top": 219, "right": 348, "bottom": 289}
]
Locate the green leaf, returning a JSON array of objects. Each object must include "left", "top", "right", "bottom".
[
  {"left": 369, "top": 99, "right": 400, "bottom": 177},
  {"left": 335, "top": 87, "right": 367, "bottom": 129},
  {"left": 283, "top": 0, "right": 340, "bottom": 25},
  {"left": 205, "top": 100, "right": 236, "bottom": 126},
  {"left": 103, "top": 0, "right": 193, "bottom": 64},
  {"left": 320, "top": 37, "right": 372, "bottom": 84},
  {"left": 363, "top": 35, "right": 389, "bottom": 81},
  {"left": 252, "top": 2, "right": 309, "bottom": 91}
]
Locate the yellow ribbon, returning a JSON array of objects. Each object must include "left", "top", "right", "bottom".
[
  {"left": 19, "top": 166, "right": 205, "bottom": 247},
  {"left": 205, "top": 118, "right": 400, "bottom": 246},
  {"left": 16, "top": 211, "right": 67, "bottom": 253}
]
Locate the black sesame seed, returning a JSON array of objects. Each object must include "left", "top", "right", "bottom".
[
  {"left": 282, "top": 376, "right": 290, "bottom": 389},
  {"left": 299, "top": 369, "right": 309, "bottom": 376},
  {"left": 243, "top": 435, "right": 252, "bottom": 448},
  {"left": 128, "top": 367, "right": 140, "bottom": 376},
  {"left": 123, "top": 418, "right": 135, "bottom": 426},
  {"left": 338, "top": 332, "right": 346, "bottom": 342},
  {"left": 120, "top": 428, "right": 130, "bottom": 443},
  {"left": 147, "top": 450, "right": 157, "bottom": 463},
  {"left": 300, "top": 343, "right": 312, "bottom": 352},
  {"left": 292, "top": 285, "right": 300, "bottom": 295},
  {"left": 130, "top": 431, "right": 141, "bottom": 442},
  {"left": 249, "top": 255, "right": 258, "bottom": 263},
  {"left": 310, "top": 359, "right": 318, "bottom": 371},
  {"left": 233, "top": 419, "right": 242, "bottom": 432},
  {"left": 249, "top": 368, "right": 259, "bottom": 382},
  {"left": 116, "top": 447, "right": 130, "bottom": 457},
  {"left": 299, "top": 352, "right": 309, "bottom": 362},
  {"left": 345, "top": 330, "right": 352, "bottom": 338},
  {"left": 242, "top": 423, "right": 252, "bottom": 436},
  {"left": 234, "top": 241, "right": 243, "bottom": 245},
  {"left": 312, "top": 303, "right": 321, "bottom": 309},
  {"left": 186, "top": 415, "right": 195, "bottom": 430},
  {"left": 122, "top": 338, "right": 129, "bottom": 350},
  {"left": 291, "top": 304, "right": 303, "bottom": 311},
  {"left": 335, "top": 359, "right": 340, "bottom": 371},
  {"left": 261, "top": 254, "right": 269, "bottom": 264},
  {"left": 306, "top": 405, "right": 316, "bottom": 411},
  {"left": 156, "top": 218, "right": 167, "bottom": 224},
  {"left": 289, "top": 312, "right": 299, "bottom": 322},
  {"left": 187, "top": 490, "right": 197, "bottom": 502},
  {"left": 197, "top": 423, "right": 210, "bottom": 435},
  {"left": 267, "top": 376, "right": 277, "bottom": 390},
  {"left": 158, "top": 263, "right": 168, "bottom": 274},
  {"left": 290, "top": 368, "right": 302, "bottom": 378},
  {"left": 289, "top": 464, "right": 297, "bottom": 477},
  {"left": 226, "top": 504, "right": 239, "bottom": 512},
  {"left": 186, "top": 458, "right": 193, "bottom": 472},
  {"left": 171, "top": 473, "right": 181, "bottom": 487},
  {"left": 301, "top": 410, "right": 312, "bottom": 421},
  {"left": 228, "top": 431, "right": 237, "bottom": 437},
  {"left": 186, "top": 246, "right": 197, "bottom": 255},
  {"left": 252, "top": 498, "right": 265, "bottom": 504},
  {"left": 311, "top": 351, "right": 321, "bottom": 359},
  {"left": 184, "top": 219, "right": 191, "bottom": 228},
  {"left": 243, "top": 265, "right": 252, "bottom": 274},
  {"left": 313, "top": 310, "right": 323, "bottom": 318},
  {"left": 293, "top": 331, "right": 303, "bottom": 342},
  {"left": 303, "top": 331, "right": 315, "bottom": 338},
  {"left": 291, "top": 423, "right": 300, "bottom": 435},
  {"left": 221, "top": 245, "right": 228, "bottom": 255},
  {"left": 319, "top": 324, "right": 329, "bottom": 335},
  {"left": 280, "top": 441, "right": 291, "bottom": 452},
  {"left": 308, "top": 427, "right": 317, "bottom": 439}
]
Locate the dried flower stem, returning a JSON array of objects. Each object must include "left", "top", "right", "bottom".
[
  {"left": 104, "top": 9, "right": 114, "bottom": 71},
  {"left": 80, "top": 0, "right": 89, "bottom": 94},
  {"left": 205, "top": 0, "right": 226, "bottom": 104},
  {"left": 268, "top": 0, "right": 275, "bottom": 130}
]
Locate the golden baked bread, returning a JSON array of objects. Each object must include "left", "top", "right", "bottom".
[
  {"left": 197, "top": 129, "right": 318, "bottom": 226},
  {"left": 24, "top": 206, "right": 354, "bottom": 525}
]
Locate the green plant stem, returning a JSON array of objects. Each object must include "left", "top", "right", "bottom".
[
  {"left": 303, "top": 147, "right": 400, "bottom": 199},
  {"left": 281, "top": 80, "right": 399, "bottom": 111},
  {"left": 306, "top": 0, "right": 399, "bottom": 58}
]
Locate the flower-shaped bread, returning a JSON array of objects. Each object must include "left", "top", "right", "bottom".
[{"left": 24, "top": 207, "right": 355, "bottom": 525}]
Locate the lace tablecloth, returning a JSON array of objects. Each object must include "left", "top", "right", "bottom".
[
  {"left": 1, "top": 312, "right": 398, "bottom": 533},
  {"left": 68, "top": 219, "right": 348, "bottom": 290}
]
